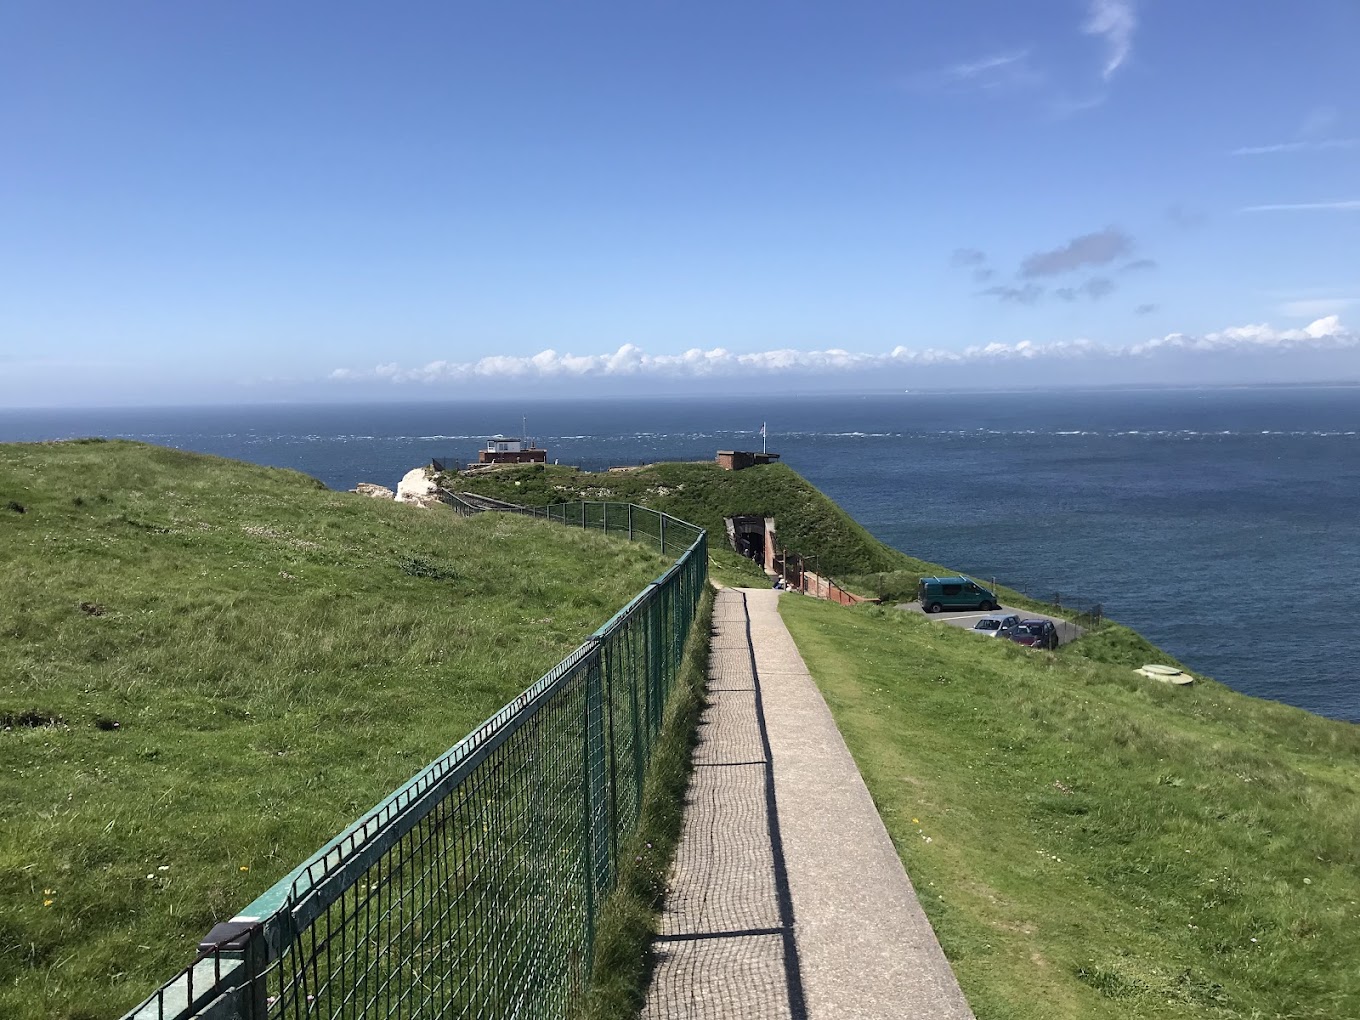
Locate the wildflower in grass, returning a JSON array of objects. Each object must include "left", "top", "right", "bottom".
[{"left": 240, "top": 865, "right": 249, "bottom": 872}]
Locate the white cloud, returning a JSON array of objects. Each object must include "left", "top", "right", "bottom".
[
  {"left": 1240, "top": 200, "right": 1360, "bottom": 213},
  {"left": 1231, "top": 139, "right": 1359, "bottom": 156},
  {"left": 1126, "top": 316, "right": 1347, "bottom": 356},
  {"left": 330, "top": 317, "right": 1356, "bottom": 385},
  {"left": 946, "top": 51, "right": 1029, "bottom": 81},
  {"left": 912, "top": 50, "right": 1041, "bottom": 93},
  {"left": 1083, "top": 0, "right": 1136, "bottom": 80}
]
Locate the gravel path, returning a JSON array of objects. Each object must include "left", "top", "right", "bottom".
[{"left": 642, "top": 587, "right": 974, "bottom": 1019}]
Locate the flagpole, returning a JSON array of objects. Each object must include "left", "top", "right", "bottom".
[{"left": 761, "top": 422, "right": 767, "bottom": 454}]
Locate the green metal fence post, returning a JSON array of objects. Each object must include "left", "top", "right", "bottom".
[
  {"left": 189, "top": 920, "right": 268, "bottom": 1020},
  {"left": 529, "top": 722, "right": 547, "bottom": 989},
  {"left": 242, "top": 928, "right": 269, "bottom": 1020},
  {"left": 580, "top": 673, "right": 597, "bottom": 963},
  {"left": 585, "top": 646, "right": 610, "bottom": 926},
  {"left": 660, "top": 514, "right": 666, "bottom": 556},
  {"left": 602, "top": 637, "right": 621, "bottom": 872},
  {"left": 628, "top": 503, "right": 634, "bottom": 542},
  {"left": 649, "top": 590, "right": 663, "bottom": 734},
  {"left": 627, "top": 619, "right": 645, "bottom": 819},
  {"left": 667, "top": 581, "right": 678, "bottom": 691}
]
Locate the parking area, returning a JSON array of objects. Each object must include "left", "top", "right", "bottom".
[{"left": 896, "top": 601, "right": 1085, "bottom": 646}]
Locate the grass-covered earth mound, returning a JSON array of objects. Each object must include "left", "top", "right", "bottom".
[
  {"left": 781, "top": 596, "right": 1360, "bottom": 1020},
  {"left": 448, "top": 461, "right": 1066, "bottom": 612},
  {"left": 0, "top": 441, "right": 672, "bottom": 1020},
  {"left": 444, "top": 461, "right": 935, "bottom": 585}
]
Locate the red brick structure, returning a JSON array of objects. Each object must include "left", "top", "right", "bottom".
[
  {"left": 716, "top": 450, "right": 780, "bottom": 471},
  {"left": 477, "top": 437, "right": 548, "bottom": 466}
]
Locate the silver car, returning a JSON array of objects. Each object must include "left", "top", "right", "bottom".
[{"left": 972, "top": 614, "right": 1020, "bottom": 637}]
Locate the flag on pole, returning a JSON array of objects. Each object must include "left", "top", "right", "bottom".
[{"left": 760, "top": 422, "right": 767, "bottom": 453}]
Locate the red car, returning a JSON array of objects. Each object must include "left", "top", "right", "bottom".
[{"left": 1009, "top": 619, "right": 1059, "bottom": 650}]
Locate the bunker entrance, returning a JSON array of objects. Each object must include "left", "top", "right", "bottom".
[{"left": 726, "top": 515, "right": 772, "bottom": 566}]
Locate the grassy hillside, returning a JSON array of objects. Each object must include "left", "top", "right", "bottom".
[
  {"left": 449, "top": 462, "right": 1079, "bottom": 615},
  {"left": 446, "top": 461, "right": 916, "bottom": 580},
  {"left": 780, "top": 596, "right": 1360, "bottom": 1020},
  {"left": 0, "top": 441, "right": 671, "bottom": 1020}
]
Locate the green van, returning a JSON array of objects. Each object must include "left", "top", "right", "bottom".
[{"left": 917, "top": 576, "right": 999, "bottom": 613}]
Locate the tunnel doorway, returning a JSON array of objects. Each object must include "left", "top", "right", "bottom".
[{"left": 726, "top": 515, "right": 775, "bottom": 570}]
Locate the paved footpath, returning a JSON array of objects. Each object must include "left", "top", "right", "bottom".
[{"left": 642, "top": 587, "right": 974, "bottom": 1020}]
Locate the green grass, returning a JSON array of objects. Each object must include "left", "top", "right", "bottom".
[
  {"left": 0, "top": 440, "right": 673, "bottom": 1020},
  {"left": 443, "top": 461, "right": 902, "bottom": 582},
  {"left": 583, "top": 586, "right": 714, "bottom": 1020},
  {"left": 779, "top": 597, "right": 1360, "bottom": 1020},
  {"left": 445, "top": 462, "right": 1093, "bottom": 620}
]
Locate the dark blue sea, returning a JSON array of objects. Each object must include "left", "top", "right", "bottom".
[{"left": 3, "top": 387, "right": 1358, "bottom": 723}]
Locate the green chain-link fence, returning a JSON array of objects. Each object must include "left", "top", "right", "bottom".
[{"left": 124, "top": 502, "right": 707, "bottom": 1020}]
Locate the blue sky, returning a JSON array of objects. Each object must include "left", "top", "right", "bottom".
[{"left": 3, "top": 1, "right": 1359, "bottom": 405}]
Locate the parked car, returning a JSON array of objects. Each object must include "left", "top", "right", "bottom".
[
  {"left": 971, "top": 614, "right": 1020, "bottom": 637},
  {"left": 918, "top": 576, "right": 999, "bottom": 613},
  {"left": 1009, "top": 619, "right": 1059, "bottom": 650}
]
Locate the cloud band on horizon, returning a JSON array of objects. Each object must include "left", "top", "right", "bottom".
[{"left": 330, "top": 316, "right": 1353, "bottom": 385}]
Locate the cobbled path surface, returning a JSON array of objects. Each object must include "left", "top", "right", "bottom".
[{"left": 641, "top": 587, "right": 975, "bottom": 1020}]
